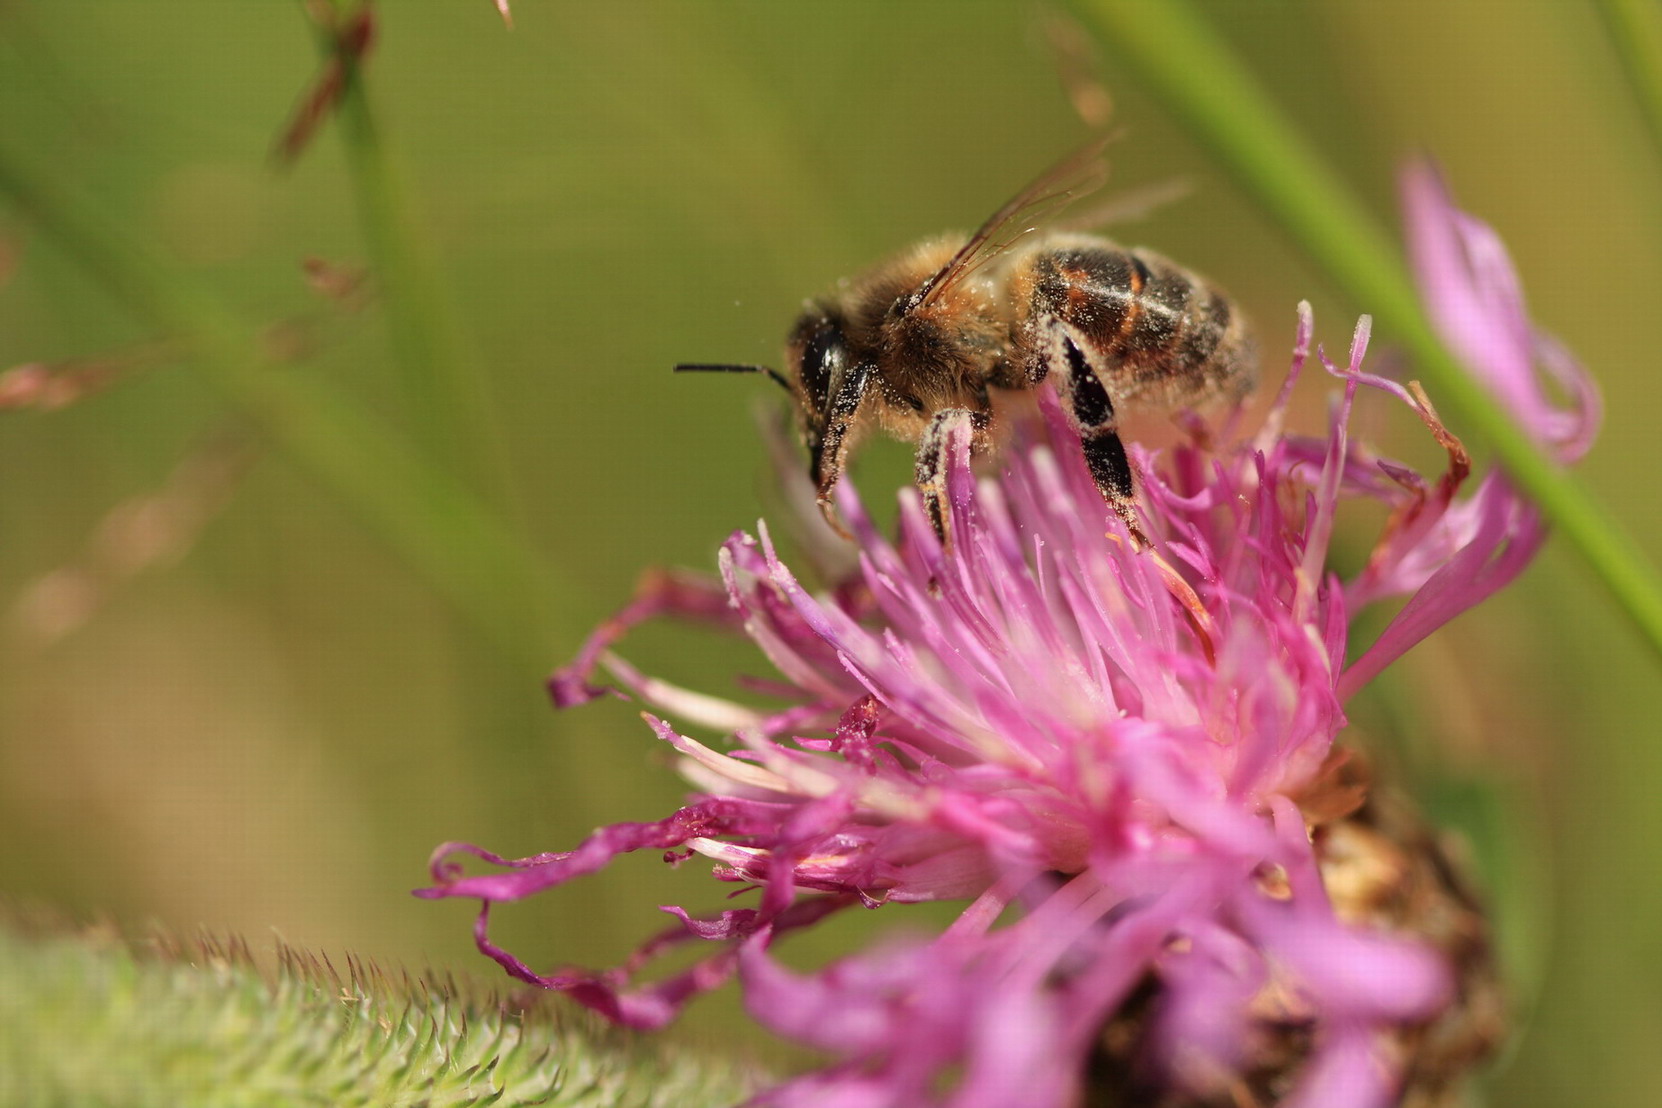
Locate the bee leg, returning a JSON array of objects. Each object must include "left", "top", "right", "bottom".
[
  {"left": 811, "top": 362, "right": 873, "bottom": 535},
  {"left": 1043, "top": 320, "right": 1147, "bottom": 546},
  {"left": 914, "top": 408, "right": 990, "bottom": 546}
]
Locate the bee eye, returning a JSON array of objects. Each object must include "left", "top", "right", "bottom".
[{"left": 793, "top": 317, "right": 847, "bottom": 416}]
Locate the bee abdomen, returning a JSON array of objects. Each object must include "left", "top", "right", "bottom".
[{"left": 1026, "top": 240, "right": 1254, "bottom": 410}]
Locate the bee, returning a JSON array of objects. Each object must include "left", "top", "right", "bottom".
[{"left": 678, "top": 143, "right": 1256, "bottom": 542}]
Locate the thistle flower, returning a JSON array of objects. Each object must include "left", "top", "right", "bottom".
[{"left": 419, "top": 167, "right": 1595, "bottom": 1107}]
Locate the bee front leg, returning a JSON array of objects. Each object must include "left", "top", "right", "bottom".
[
  {"left": 914, "top": 407, "right": 990, "bottom": 545},
  {"left": 810, "top": 362, "right": 873, "bottom": 535},
  {"left": 1039, "top": 318, "right": 1146, "bottom": 546}
]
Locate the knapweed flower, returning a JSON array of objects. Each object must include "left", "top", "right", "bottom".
[{"left": 418, "top": 165, "right": 1595, "bottom": 1107}]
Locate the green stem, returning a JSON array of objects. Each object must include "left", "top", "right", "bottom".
[
  {"left": 1070, "top": 0, "right": 1662, "bottom": 664},
  {"left": 307, "top": 0, "right": 509, "bottom": 497},
  {"left": 1593, "top": 0, "right": 1662, "bottom": 173},
  {"left": 298, "top": 3, "right": 553, "bottom": 794},
  {"left": 0, "top": 139, "right": 568, "bottom": 673}
]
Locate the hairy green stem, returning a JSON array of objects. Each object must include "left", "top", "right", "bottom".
[
  {"left": 1071, "top": 0, "right": 1662, "bottom": 664},
  {"left": 0, "top": 921, "right": 761, "bottom": 1107}
]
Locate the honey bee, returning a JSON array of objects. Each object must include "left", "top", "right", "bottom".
[{"left": 678, "top": 143, "right": 1256, "bottom": 541}]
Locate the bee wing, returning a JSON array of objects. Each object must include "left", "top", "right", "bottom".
[
  {"left": 916, "top": 137, "right": 1110, "bottom": 309},
  {"left": 1055, "top": 176, "right": 1192, "bottom": 233}
]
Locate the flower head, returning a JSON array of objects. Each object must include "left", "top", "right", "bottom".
[{"left": 419, "top": 171, "right": 1592, "bottom": 1106}]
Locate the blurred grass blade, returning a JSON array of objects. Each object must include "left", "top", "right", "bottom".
[
  {"left": 0, "top": 920, "right": 762, "bottom": 1108},
  {"left": 1593, "top": 0, "right": 1662, "bottom": 172},
  {"left": 293, "top": 2, "right": 511, "bottom": 498},
  {"left": 0, "top": 139, "right": 568, "bottom": 670},
  {"left": 1069, "top": 0, "right": 1662, "bottom": 664}
]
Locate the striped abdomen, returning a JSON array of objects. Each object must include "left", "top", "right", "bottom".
[{"left": 1016, "top": 235, "right": 1255, "bottom": 411}]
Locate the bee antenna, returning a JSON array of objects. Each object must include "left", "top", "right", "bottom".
[{"left": 674, "top": 363, "right": 792, "bottom": 393}]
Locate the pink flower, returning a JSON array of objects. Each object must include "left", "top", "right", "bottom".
[{"left": 418, "top": 173, "right": 1590, "bottom": 1105}]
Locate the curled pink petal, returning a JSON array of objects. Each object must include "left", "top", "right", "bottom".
[{"left": 1403, "top": 160, "right": 1601, "bottom": 462}]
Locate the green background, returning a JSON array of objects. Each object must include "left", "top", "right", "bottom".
[{"left": 2, "top": 2, "right": 1658, "bottom": 1102}]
